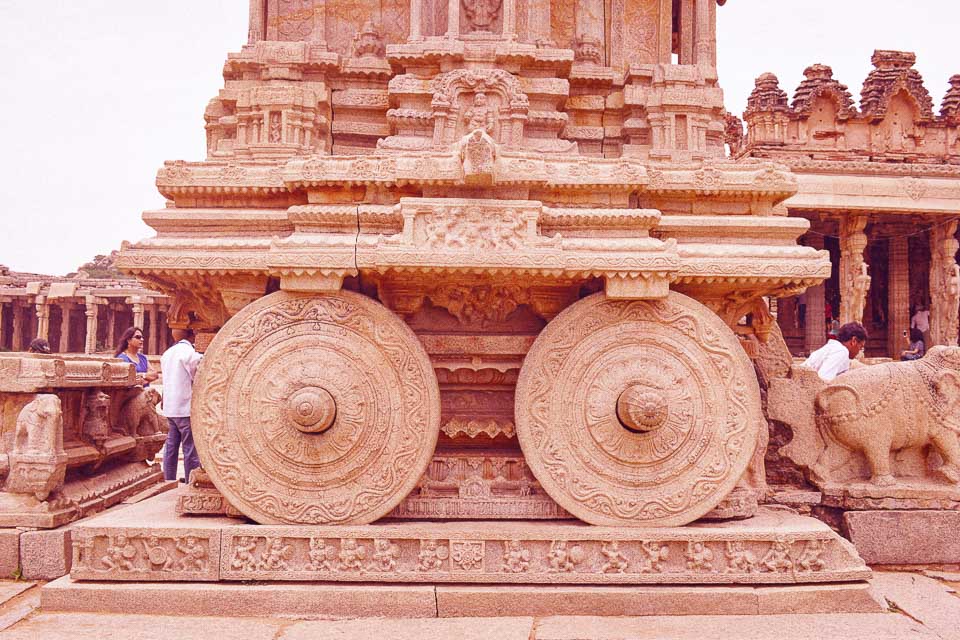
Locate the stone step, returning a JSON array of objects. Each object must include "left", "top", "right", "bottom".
[
  {"left": 42, "top": 577, "right": 885, "bottom": 618},
  {"left": 68, "top": 493, "right": 872, "bottom": 585}
]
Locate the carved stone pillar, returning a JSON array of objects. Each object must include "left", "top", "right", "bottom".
[
  {"left": 84, "top": 297, "right": 99, "bottom": 354},
  {"left": 58, "top": 303, "right": 72, "bottom": 353},
  {"left": 409, "top": 0, "right": 423, "bottom": 39},
  {"left": 803, "top": 235, "right": 826, "bottom": 354},
  {"left": 528, "top": 0, "right": 551, "bottom": 44},
  {"left": 106, "top": 305, "right": 116, "bottom": 352},
  {"left": 888, "top": 235, "right": 910, "bottom": 357},
  {"left": 679, "top": 0, "right": 694, "bottom": 64},
  {"left": 132, "top": 300, "right": 145, "bottom": 332},
  {"left": 148, "top": 304, "right": 159, "bottom": 355},
  {"left": 575, "top": 0, "right": 604, "bottom": 48},
  {"left": 694, "top": 0, "right": 717, "bottom": 68},
  {"left": 36, "top": 297, "right": 50, "bottom": 344},
  {"left": 930, "top": 219, "right": 960, "bottom": 346},
  {"left": 11, "top": 301, "right": 24, "bottom": 350},
  {"left": 248, "top": 0, "right": 265, "bottom": 43},
  {"left": 839, "top": 215, "right": 870, "bottom": 324},
  {"left": 0, "top": 302, "right": 6, "bottom": 350},
  {"left": 446, "top": 0, "right": 460, "bottom": 36}
]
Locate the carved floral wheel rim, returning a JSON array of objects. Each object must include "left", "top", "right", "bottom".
[
  {"left": 192, "top": 290, "right": 440, "bottom": 525},
  {"left": 515, "top": 292, "right": 763, "bottom": 527}
]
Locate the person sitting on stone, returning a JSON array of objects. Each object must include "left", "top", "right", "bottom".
[
  {"left": 900, "top": 327, "right": 925, "bottom": 361},
  {"left": 802, "top": 322, "right": 867, "bottom": 382},
  {"left": 27, "top": 338, "right": 51, "bottom": 354},
  {"left": 115, "top": 327, "right": 159, "bottom": 385}
]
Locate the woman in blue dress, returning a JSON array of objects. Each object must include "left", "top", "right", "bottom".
[{"left": 115, "top": 327, "right": 159, "bottom": 385}]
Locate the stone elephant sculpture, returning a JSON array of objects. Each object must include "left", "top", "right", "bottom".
[
  {"left": 814, "top": 345, "right": 960, "bottom": 486},
  {"left": 769, "top": 345, "right": 960, "bottom": 488},
  {"left": 117, "top": 387, "right": 163, "bottom": 437}
]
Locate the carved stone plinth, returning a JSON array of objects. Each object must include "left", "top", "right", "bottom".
[
  {"left": 0, "top": 355, "right": 167, "bottom": 529},
  {"left": 70, "top": 492, "right": 870, "bottom": 585}
]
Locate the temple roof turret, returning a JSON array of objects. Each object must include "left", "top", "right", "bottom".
[
  {"left": 941, "top": 74, "right": 960, "bottom": 123},
  {"left": 744, "top": 73, "right": 789, "bottom": 116},
  {"left": 791, "top": 64, "right": 856, "bottom": 120},
  {"left": 860, "top": 50, "right": 934, "bottom": 120}
]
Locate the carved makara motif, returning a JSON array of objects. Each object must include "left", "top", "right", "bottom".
[
  {"left": 6, "top": 394, "right": 67, "bottom": 501},
  {"left": 81, "top": 391, "right": 111, "bottom": 449}
]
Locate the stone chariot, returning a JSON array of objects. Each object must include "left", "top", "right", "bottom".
[{"left": 118, "top": 1, "right": 830, "bottom": 534}]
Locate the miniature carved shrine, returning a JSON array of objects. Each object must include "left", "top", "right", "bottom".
[{"left": 75, "top": 0, "right": 885, "bottom": 587}]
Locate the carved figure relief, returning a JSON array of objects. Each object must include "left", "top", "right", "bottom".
[
  {"left": 176, "top": 536, "right": 208, "bottom": 571},
  {"left": 143, "top": 536, "right": 174, "bottom": 572},
  {"left": 117, "top": 387, "right": 163, "bottom": 437},
  {"left": 797, "top": 540, "right": 827, "bottom": 572},
  {"left": 724, "top": 541, "right": 758, "bottom": 573},
  {"left": 257, "top": 537, "right": 292, "bottom": 570},
  {"left": 370, "top": 538, "right": 401, "bottom": 571},
  {"left": 81, "top": 391, "right": 111, "bottom": 448},
  {"left": 501, "top": 540, "right": 531, "bottom": 573},
  {"left": 339, "top": 538, "right": 367, "bottom": 571},
  {"left": 6, "top": 394, "right": 67, "bottom": 501},
  {"left": 761, "top": 540, "right": 793, "bottom": 573},
  {"left": 600, "top": 541, "right": 629, "bottom": 574},
  {"left": 417, "top": 539, "right": 449, "bottom": 571},
  {"left": 102, "top": 534, "right": 137, "bottom": 571},
  {"left": 547, "top": 540, "right": 584, "bottom": 572},
  {"left": 685, "top": 542, "right": 714, "bottom": 571},
  {"left": 462, "top": 0, "right": 502, "bottom": 33},
  {"left": 637, "top": 541, "right": 669, "bottom": 573},
  {"left": 231, "top": 536, "right": 259, "bottom": 571},
  {"left": 309, "top": 538, "right": 337, "bottom": 571}
]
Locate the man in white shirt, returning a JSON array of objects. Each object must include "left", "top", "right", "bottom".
[
  {"left": 802, "top": 322, "right": 867, "bottom": 382},
  {"left": 160, "top": 328, "right": 203, "bottom": 483}
]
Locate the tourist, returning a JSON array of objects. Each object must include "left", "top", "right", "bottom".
[
  {"left": 160, "top": 328, "right": 203, "bottom": 483},
  {"left": 911, "top": 305, "right": 932, "bottom": 349},
  {"left": 901, "top": 327, "right": 925, "bottom": 361},
  {"left": 115, "top": 327, "right": 159, "bottom": 385},
  {"left": 802, "top": 322, "right": 868, "bottom": 382},
  {"left": 27, "top": 338, "right": 51, "bottom": 354}
]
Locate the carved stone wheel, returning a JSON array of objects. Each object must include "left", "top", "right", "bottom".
[
  {"left": 192, "top": 290, "right": 440, "bottom": 525},
  {"left": 515, "top": 292, "right": 764, "bottom": 527}
]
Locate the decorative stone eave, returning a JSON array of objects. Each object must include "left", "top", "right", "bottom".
[
  {"left": 766, "top": 156, "right": 960, "bottom": 178},
  {"left": 0, "top": 355, "right": 136, "bottom": 393},
  {"left": 156, "top": 161, "right": 286, "bottom": 198},
  {"left": 786, "top": 172, "right": 960, "bottom": 214},
  {"left": 224, "top": 41, "right": 341, "bottom": 77},
  {"left": 140, "top": 209, "right": 293, "bottom": 236}
]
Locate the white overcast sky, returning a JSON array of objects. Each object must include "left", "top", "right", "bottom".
[{"left": 1, "top": 0, "right": 958, "bottom": 275}]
